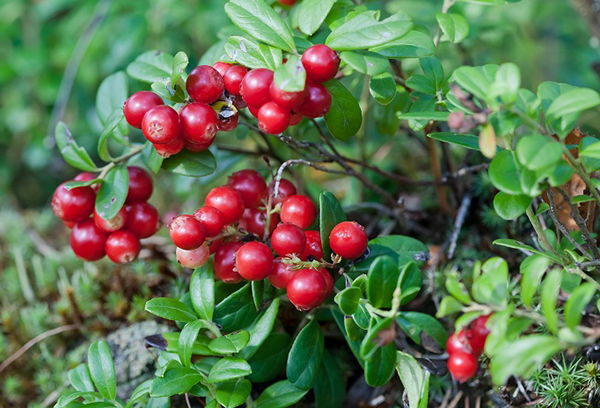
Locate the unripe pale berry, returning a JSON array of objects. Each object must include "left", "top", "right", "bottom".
[
  {"left": 177, "top": 243, "right": 210, "bottom": 268},
  {"left": 93, "top": 206, "right": 127, "bottom": 233}
]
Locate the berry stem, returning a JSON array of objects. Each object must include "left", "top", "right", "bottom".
[{"left": 98, "top": 144, "right": 146, "bottom": 179}]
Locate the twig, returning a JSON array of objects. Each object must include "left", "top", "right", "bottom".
[
  {"left": 525, "top": 206, "right": 559, "bottom": 256},
  {"left": 448, "top": 194, "right": 471, "bottom": 259},
  {"left": 556, "top": 186, "right": 600, "bottom": 259}
]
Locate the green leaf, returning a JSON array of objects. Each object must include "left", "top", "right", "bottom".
[
  {"left": 127, "top": 50, "right": 173, "bottom": 83},
  {"left": 125, "top": 380, "right": 153, "bottom": 408},
  {"left": 314, "top": 350, "right": 345, "bottom": 408},
  {"left": 436, "top": 296, "right": 463, "bottom": 317},
  {"left": 273, "top": 55, "right": 306, "bottom": 92},
  {"left": 472, "top": 257, "right": 509, "bottom": 306},
  {"left": 190, "top": 265, "right": 215, "bottom": 321},
  {"left": 493, "top": 192, "right": 531, "bottom": 220},
  {"left": 397, "top": 111, "right": 450, "bottom": 121},
  {"left": 286, "top": 319, "right": 324, "bottom": 390},
  {"left": 396, "top": 312, "right": 448, "bottom": 349},
  {"left": 143, "top": 143, "right": 164, "bottom": 174},
  {"left": 579, "top": 137, "right": 600, "bottom": 171},
  {"left": 546, "top": 88, "right": 600, "bottom": 120},
  {"left": 324, "top": 79, "right": 362, "bottom": 141},
  {"left": 451, "top": 65, "right": 495, "bottom": 100},
  {"left": 208, "top": 357, "right": 252, "bottom": 383},
  {"left": 215, "top": 379, "right": 251, "bottom": 408},
  {"left": 209, "top": 331, "right": 251, "bottom": 355},
  {"left": 254, "top": 380, "right": 308, "bottom": 408},
  {"left": 339, "top": 51, "right": 389, "bottom": 76},
  {"left": 96, "top": 71, "right": 128, "bottom": 141},
  {"left": 151, "top": 366, "right": 203, "bottom": 397},
  {"left": 55, "top": 122, "right": 97, "bottom": 171},
  {"left": 516, "top": 134, "right": 563, "bottom": 171},
  {"left": 145, "top": 298, "right": 198, "bottom": 322},
  {"left": 396, "top": 351, "right": 426, "bottom": 408},
  {"left": 535, "top": 202, "right": 550, "bottom": 216},
  {"left": 214, "top": 284, "right": 261, "bottom": 332},
  {"left": 87, "top": 341, "right": 116, "bottom": 400},
  {"left": 435, "top": 13, "right": 469, "bottom": 43},
  {"left": 369, "top": 73, "right": 397, "bottom": 105},
  {"left": 95, "top": 165, "right": 129, "bottom": 221},
  {"left": 327, "top": 10, "right": 413, "bottom": 51},
  {"left": 540, "top": 268, "right": 562, "bottom": 334},
  {"left": 493, "top": 239, "right": 562, "bottom": 263},
  {"left": 367, "top": 256, "right": 400, "bottom": 309},
  {"left": 224, "top": 36, "right": 282, "bottom": 71},
  {"left": 427, "top": 132, "right": 484, "bottom": 151},
  {"left": 335, "top": 287, "right": 362, "bottom": 315},
  {"left": 225, "top": 0, "right": 296, "bottom": 53},
  {"left": 171, "top": 51, "right": 189, "bottom": 83},
  {"left": 364, "top": 343, "right": 396, "bottom": 387},
  {"left": 298, "top": 0, "right": 335, "bottom": 36},
  {"left": 248, "top": 332, "right": 292, "bottom": 383},
  {"left": 162, "top": 149, "right": 216, "bottom": 177},
  {"left": 97, "top": 110, "right": 125, "bottom": 161},
  {"left": 353, "top": 235, "right": 428, "bottom": 272},
  {"left": 179, "top": 320, "right": 205, "bottom": 367},
  {"left": 520, "top": 254, "right": 551, "bottom": 307},
  {"left": 319, "top": 192, "right": 347, "bottom": 260},
  {"left": 360, "top": 317, "right": 394, "bottom": 360},
  {"left": 489, "top": 150, "right": 523, "bottom": 195},
  {"left": 445, "top": 271, "right": 472, "bottom": 304},
  {"left": 371, "top": 30, "right": 435, "bottom": 58},
  {"left": 162, "top": 332, "right": 214, "bottom": 356},
  {"left": 68, "top": 364, "right": 94, "bottom": 392},
  {"left": 56, "top": 391, "right": 103, "bottom": 407},
  {"left": 492, "top": 62, "right": 521, "bottom": 103},
  {"left": 239, "top": 298, "right": 280, "bottom": 360},
  {"left": 564, "top": 283, "right": 597, "bottom": 329}
]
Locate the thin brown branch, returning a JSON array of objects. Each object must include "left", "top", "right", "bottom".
[{"left": 556, "top": 186, "right": 600, "bottom": 259}]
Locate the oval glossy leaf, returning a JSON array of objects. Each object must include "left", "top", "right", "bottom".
[
  {"left": 435, "top": 13, "right": 469, "bottom": 43},
  {"left": 255, "top": 380, "right": 308, "bottom": 408},
  {"left": 360, "top": 317, "right": 394, "bottom": 360},
  {"left": 215, "top": 379, "right": 252, "bottom": 408},
  {"left": 369, "top": 73, "right": 397, "bottom": 105},
  {"left": 298, "top": 0, "right": 335, "bottom": 36},
  {"left": 207, "top": 357, "right": 252, "bottom": 383},
  {"left": 364, "top": 343, "right": 396, "bottom": 387},
  {"left": 396, "top": 351, "right": 426, "bottom": 408},
  {"left": 55, "top": 122, "right": 97, "bottom": 171},
  {"left": 162, "top": 149, "right": 216, "bottom": 177},
  {"left": 248, "top": 332, "right": 292, "bottom": 383},
  {"left": 353, "top": 235, "right": 428, "bottom": 272},
  {"left": 95, "top": 165, "right": 129, "bottom": 221},
  {"left": 324, "top": 79, "right": 362, "bottom": 141},
  {"left": 371, "top": 30, "right": 435, "bottom": 58},
  {"left": 540, "top": 268, "right": 561, "bottom": 334},
  {"left": 489, "top": 150, "right": 523, "bottom": 195},
  {"left": 396, "top": 312, "right": 448, "bottom": 349},
  {"left": 127, "top": 50, "right": 173, "bottom": 83},
  {"left": 214, "top": 284, "right": 261, "bottom": 332},
  {"left": 239, "top": 298, "right": 280, "bottom": 360},
  {"left": 319, "top": 191, "right": 347, "bottom": 260},
  {"left": 68, "top": 364, "right": 95, "bottom": 392},
  {"left": 150, "top": 366, "right": 203, "bottom": 397},
  {"left": 179, "top": 320, "right": 205, "bottom": 367},
  {"left": 520, "top": 254, "right": 550, "bottom": 307},
  {"left": 286, "top": 319, "right": 324, "bottom": 390},
  {"left": 367, "top": 256, "right": 399, "bottom": 309},
  {"left": 224, "top": 36, "right": 282, "bottom": 71},
  {"left": 96, "top": 71, "right": 128, "bottom": 141},
  {"left": 273, "top": 55, "right": 306, "bottom": 92},
  {"left": 335, "top": 286, "right": 362, "bottom": 315},
  {"left": 314, "top": 350, "right": 345, "bottom": 408},
  {"left": 516, "top": 134, "right": 563, "bottom": 171},
  {"left": 493, "top": 192, "right": 531, "bottom": 220},
  {"left": 97, "top": 110, "right": 125, "bottom": 161},
  {"left": 145, "top": 298, "right": 198, "bottom": 322},
  {"left": 87, "top": 341, "right": 116, "bottom": 400},
  {"left": 339, "top": 51, "right": 389, "bottom": 76},
  {"left": 564, "top": 282, "right": 597, "bottom": 329},
  {"left": 546, "top": 88, "right": 600, "bottom": 120},
  {"left": 190, "top": 264, "right": 215, "bottom": 321},
  {"left": 209, "top": 331, "right": 251, "bottom": 355}
]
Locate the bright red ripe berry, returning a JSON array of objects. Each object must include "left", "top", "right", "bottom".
[
  {"left": 448, "top": 352, "right": 478, "bottom": 383},
  {"left": 193, "top": 206, "right": 226, "bottom": 237},
  {"left": 177, "top": 243, "right": 210, "bottom": 268},
  {"left": 224, "top": 65, "right": 249, "bottom": 96},
  {"left": 179, "top": 102, "right": 218, "bottom": 147},
  {"left": 301, "top": 45, "right": 340, "bottom": 83},
  {"left": 248, "top": 105, "right": 261, "bottom": 118},
  {"left": 185, "top": 140, "right": 212, "bottom": 152},
  {"left": 269, "top": 178, "right": 297, "bottom": 205},
  {"left": 240, "top": 68, "right": 273, "bottom": 107},
  {"left": 141, "top": 105, "right": 180, "bottom": 145},
  {"left": 240, "top": 208, "right": 279, "bottom": 238},
  {"left": 205, "top": 186, "right": 245, "bottom": 224},
  {"left": 126, "top": 167, "right": 153, "bottom": 204},
  {"left": 123, "top": 91, "right": 163, "bottom": 129},
  {"left": 287, "top": 268, "right": 329, "bottom": 311},
  {"left": 318, "top": 268, "right": 334, "bottom": 298},
  {"left": 169, "top": 215, "right": 206, "bottom": 250},
  {"left": 269, "top": 259, "right": 295, "bottom": 289},
  {"left": 227, "top": 169, "right": 267, "bottom": 208},
  {"left": 329, "top": 221, "right": 368, "bottom": 259},
  {"left": 74, "top": 172, "right": 99, "bottom": 192},
  {"left": 446, "top": 330, "right": 471, "bottom": 355},
  {"left": 105, "top": 230, "right": 141, "bottom": 263},
  {"left": 52, "top": 182, "right": 96, "bottom": 222},
  {"left": 214, "top": 241, "right": 244, "bottom": 283},
  {"left": 235, "top": 241, "right": 274, "bottom": 281},
  {"left": 213, "top": 61, "right": 234, "bottom": 77},
  {"left": 289, "top": 111, "right": 303, "bottom": 126},
  {"left": 217, "top": 111, "right": 239, "bottom": 132},
  {"left": 299, "top": 230, "right": 324, "bottom": 261},
  {"left": 280, "top": 195, "right": 317, "bottom": 229},
  {"left": 269, "top": 81, "right": 308, "bottom": 110},
  {"left": 297, "top": 82, "right": 332, "bottom": 118},
  {"left": 70, "top": 219, "right": 108, "bottom": 261},
  {"left": 186, "top": 65, "right": 224, "bottom": 104},
  {"left": 153, "top": 136, "right": 184, "bottom": 158},
  {"left": 271, "top": 223, "right": 306, "bottom": 256},
  {"left": 125, "top": 202, "right": 160, "bottom": 238},
  {"left": 64, "top": 220, "right": 76, "bottom": 229},
  {"left": 277, "top": 0, "right": 297, "bottom": 5},
  {"left": 209, "top": 237, "right": 223, "bottom": 254},
  {"left": 93, "top": 206, "right": 127, "bottom": 233},
  {"left": 468, "top": 315, "right": 491, "bottom": 357},
  {"left": 258, "top": 102, "right": 291, "bottom": 134}
]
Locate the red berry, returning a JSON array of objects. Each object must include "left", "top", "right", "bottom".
[
  {"left": 297, "top": 82, "right": 332, "bottom": 118},
  {"left": 74, "top": 172, "right": 99, "bottom": 192},
  {"left": 205, "top": 186, "right": 245, "bottom": 224},
  {"left": 289, "top": 111, "right": 303, "bottom": 126},
  {"left": 448, "top": 352, "right": 478, "bottom": 383},
  {"left": 153, "top": 136, "right": 184, "bottom": 158},
  {"left": 209, "top": 237, "right": 223, "bottom": 254},
  {"left": 106, "top": 230, "right": 141, "bottom": 263},
  {"left": 177, "top": 243, "right": 210, "bottom": 268},
  {"left": 214, "top": 241, "right": 244, "bottom": 283},
  {"left": 70, "top": 219, "right": 107, "bottom": 261},
  {"left": 329, "top": 221, "right": 368, "bottom": 259},
  {"left": 232, "top": 96, "right": 247, "bottom": 110},
  {"left": 64, "top": 220, "right": 76, "bottom": 229},
  {"left": 179, "top": 102, "right": 218, "bottom": 147},
  {"left": 240, "top": 68, "right": 273, "bottom": 107},
  {"left": 269, "top": 259, "right": 295, "bottom": 289},
  {"left": 318, "top": 268, "right": 334, "bottom": 298},
  {"left": 280, "top": 195, "right": 317, "bottom": 229},
  {"left": 446, "top": 330, "right": 471, "bottom": 355},
  {"left": 52, "top": 182, "right": 96, "bottom": 222},
  {"left": 287, "top": 268, "right": 328, "bottom": 311},
  {"left": 301, "top": 45, "right": 340, "bottom": 83},
  {"left": 185, "top": 140, "right": 212, "bottom": 152},
  {"left": 126, "top": 167, "right": 153, "bottom": 203},
  {"left": 235, "top": 241, "right": 274, "bottom": 281},
  {"left": 240, "top": 208, "right": 279, "bottom": 238},
  {"left": 299, "top": 230, "right": 324, "bottom": 261},
  {"left": 224, "top": 65, "right": 249, "bottom": 96},
  {"left": 269, "top": 178, "right": 297, "bottom": 205},
  {"left": 248, "top": 105, "right": 261, "bottom": 118},
  {"left": 258, "top": 102, "right": 290, "bottom": 134},
  {"left": 93, "top": 206, "right": 127, "bottom": 233},
  {"left": 123, "top": 91, "right": 163, "bottom": 129},
  {"left": 193, "top": 206, "right": 226, "bottom": 237},
  {"left": 269, "top": 81, "right": 308, "bottom": 110},
  {"left": 468, "top": 315, "right": 490, "bottom": 357},
  {"left": 125, "top": 202, "right": 160, "bottom": 238},
  {"left": 278, "top": 0, "right": 297, "bottom": 5},
  {"left": 217, "top": 111, "right": 239, "bottom": 132},
  {"left": 227, "top": 169, "right": 267, "bottom": 208},
  {"left": 213, "top": 62, "right": 234, "bottom": 77},
  {"left": 186, "top": 65, "right": 224, "bottom": 104},
  {"left": 141, "top": 105, "right": 180, "bottom": 145},
  {"left": 169, "top": 215, "right": 206, "bottom": 250},
  {"left": 271, "top": 223, "right": 306, "bottom": 256}
]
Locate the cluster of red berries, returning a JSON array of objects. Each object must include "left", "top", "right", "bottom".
[
  {"left": 52, "top": 167, "right": 160, "bottom": 263},
  {"left": 446, "top": 315, "right": 491, "bottom": 382},
  {"left": 168, "top": 169, "right": 368, "bottom": 311}
]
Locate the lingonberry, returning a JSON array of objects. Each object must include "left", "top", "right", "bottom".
[
  {"left": 232, "top": 96, "right": 247, "bottom": 110},
  {"left": 287, "top": 268, "right": 329, "bottom": 311},
  {"left": 227, "top": 169, "right": 267, "bottom": 208},
  {"left": 235, "top": 241, "right": 274, "bottom": 281},
  {"left": 74, "top": 172, "right": 99, "bottom": 191},
  {"left": 446, "top": 330, "right": 471, "bottom": 355},
  {"left": 280, "top": 195, "right": 317, "bottom": 229},
  {"left": 277, "top": 0, "right": 297, "bottom": 5},
  {"left": 105, "top": 230, "right": 141, "bottom": 263},
  {"left": 209, "top": 237, "right": 223, "bottom": 254},
  {"left": 271, "top": 223, "right": 307, "bottom": 256},
  {"left": 141, "top": 105, "right": 180, "bottom": 145},
  {"left": 123, "top": 91, "right": 163, "bottom": 129},
  {"left": 224, "top": 65, "right": 249, "bottom": 96},
  {"left": 258, "top": 102, "right": 291, "bottom": 134},
  {"left": 269, "top": 81, "right": 308, "bottom": 110},
  {"left": 299, "top": 230, "right": 324, "bottom": 261},
  {"left": 240, "top": 208, "right": 279, "bottom": 237},
  {"left": 217, "top": 111, "right": 239, "bottom": 132},
  {"left": 297, "top": 82, "right": 332, "bottom": 118},
  {"left": 448, "top": 352, "right": 478, "bottom": 383},
  {"left": 248, "top": 105, "right": 261, "bottom": 118},
  {"left": 193, "top": 206, "right": 226, "bottom": 237},
  {"left": 468, "top": 315, "right": 490, "bottom": 357},
  {"left": 126, "top": 167, "right": 153, "bottom": 203},
  {"left": 214, "top": 241, "right": 244, "bottom": 283},
  {"left": 269, "top": 178, "right": 297, "bottom": 205},
  {"left": 205, "top": 186, "right": 245, "bottom": 224},
  {"left": 179, "top": 102, "right": 218, "bottom": 147},
  {"left": 153, "top": 136, "right": 184, "bottom": 158},
  {"left": 318, "top": 268, "right": 334, "bottom": 298},
  {"left": 329, "top": 221, "right": 368, "bottom": 259},
  {"left": 289, "top": 111, "right": 303, "bottom": 126},
  {"left": 240, "top": 68, "right": 273, "bottom": 107},
  {"left": 213, "top": 61, "right": 234, "bottom": 77},
  {"left": 301, "top": 45, "right": 340, "bottom": 83},
  {"left": 93, "top": 206, "right": 127, "bottom": 233},
  {"left": 177, "top": 243, "right": 210, "bottom": 268},
  {"left": 185, "top": 140, "right": 212, "bottom": 152},
  {"left": 169, "top": 215, "right": 206, "bottom": 250},
  {"left": 52, "top": 182, "right": 95, "bottom": 222},
  {"left": 268, "top": 259, "right": 295, "bottom": 289},
  {"left": 125, "top": 202, "right": 160, "bottom": 238},
  {"left": 70, "top": 219, "right": 108, "bottom": 261},
  {"left": 64, "top": 220, "right": 76, "bottom": 229},
  {"left": 186, "top": 65, "right": 224, "bottom": 104}
]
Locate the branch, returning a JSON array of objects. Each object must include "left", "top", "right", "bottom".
[{"left": 556, "top": 186, "right": 600, "bottom": 259}]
